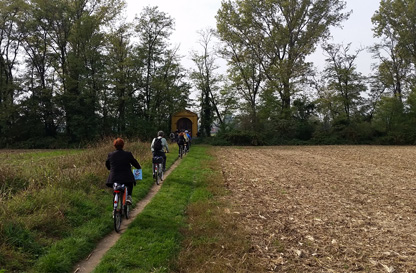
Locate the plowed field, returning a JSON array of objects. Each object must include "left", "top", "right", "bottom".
[{"left": 216, "top": 146, "right": 416, "bottom": 272}]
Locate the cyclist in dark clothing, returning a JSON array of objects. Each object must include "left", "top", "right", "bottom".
[
  {"left": 177, "top": 131, "right": 185, "bottom": 157},
  {"left": 106, "top": 138, "right": 141, "bottom": 205}
]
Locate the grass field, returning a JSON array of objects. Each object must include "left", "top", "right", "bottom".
[
  {"left": 0, "top": 141, "right": 153, "bottom": 272},
  {"left": 1, "top": 145, "right": 415, "bottom": 272}
]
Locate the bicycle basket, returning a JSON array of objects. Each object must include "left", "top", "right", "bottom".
[{"left": 152, "top": 156, "right": 164, "bottom": 164}]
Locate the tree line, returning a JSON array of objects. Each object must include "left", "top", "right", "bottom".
[
  {"left": 1, "top": 0, "right": 416, "bottom": 148},
  {"left": 0, "top": 0, "right": 190, "bottom": 147},
  {"left": 203, "top": 0, "right": 416, "bottom": 145}
]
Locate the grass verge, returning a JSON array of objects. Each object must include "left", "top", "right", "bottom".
[
  {"left": 93, "top": 145, "right": 210, "bottom": 272},
  {"left": 172, "top": 148, "right": 259, "bottom": 272},
  {"left": 93, "top": 145, "right": 257, "bottom": 273}
]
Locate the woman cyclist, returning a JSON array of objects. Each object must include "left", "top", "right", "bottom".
[{"left": 106, "top": 138, "right": 141, "bottom": 205}]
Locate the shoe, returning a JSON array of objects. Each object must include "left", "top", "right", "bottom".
[{"left": 126, "top": 195, "right": 132, "bottom": 205}]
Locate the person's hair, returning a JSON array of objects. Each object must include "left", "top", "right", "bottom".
[
  {"left": 113, "top": 138, "right": 124, "bottom": 150},
  {"left": 158, "top": 131, "right": 164, "bottom": 137}
]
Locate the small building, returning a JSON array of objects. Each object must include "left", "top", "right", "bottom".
[{"left": 171, "top": 110, "right": 198, "bottom": 138}]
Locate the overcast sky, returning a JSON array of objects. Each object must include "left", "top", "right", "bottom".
[{"left": 125, "top": 0, "right": 381, "bottom": 75}]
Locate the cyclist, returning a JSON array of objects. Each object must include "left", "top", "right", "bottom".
[
  {"left": 151, "top": 131, "right": 169, "bottom": 171},
  {"left": 169, "top": 132, "right": 175, "bottom": 143},
  {"left": 177, "top": 131, "right": 185, "bottom": 157},
  {"left": 185, "top": 130, "right": 191, "bottom": 151},
  {"left": 106, "top": 138, "right": 141, "bottom": 205}
]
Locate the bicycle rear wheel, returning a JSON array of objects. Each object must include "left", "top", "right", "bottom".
[
  {"left": 124, "top": 203, "right": 130, "bottom": 219},
  {"left": 114, "top": 193, "right": 122, "bottom": 232},
  {"left": 159, "top": 163, "right": 164, "bottom": 182},
  {"left": 156, "top": 171, "right": 160, "bottom": 185},
  {"left": 114, "top": 209, "right": 121, "bottom": 232}
]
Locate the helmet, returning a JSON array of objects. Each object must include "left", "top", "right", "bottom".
[
  {"left": 185, "top": 130, "right": 188, "bottom": 133},
  {"left": 158, "top": 131, "right": 164, "bottom": 137}
]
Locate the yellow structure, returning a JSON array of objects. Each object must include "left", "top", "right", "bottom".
[{"left": 171, "top": 110, "right": 198, "bottom": 137}]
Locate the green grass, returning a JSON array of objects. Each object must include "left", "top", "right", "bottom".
[
  {"left": 93, "top": 145, "right": 212, "bottom": 273},
  {"left": 32, "top": 146, "right": 179, "bottom": 273},
  {"left": 0, "top": 141, "right": 170, "bottom": 273},
  {"left": 1, "top": 143, "right": 252, "bottom": 273}
]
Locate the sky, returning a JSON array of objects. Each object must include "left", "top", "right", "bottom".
[{"left": 124, "top": 0, "right": 382, "bottom": 76}]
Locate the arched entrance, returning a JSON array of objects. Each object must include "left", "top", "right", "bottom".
[
  {"left": 171, "top": 110, "right": 198, "bottom": 137},
  {"left": 177, "top": 118, "right": 193, "bottom": 134}
]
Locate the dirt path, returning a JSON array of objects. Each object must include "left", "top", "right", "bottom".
[{"left": 73, "top": 159, "right": 181, "bottom": 273}]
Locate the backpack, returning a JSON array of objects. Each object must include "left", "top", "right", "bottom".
[
  {"left": 154, "top": 138, "right": 163, "bottom": 151},
  {"left": 178, "top": 135, "right": 185, "bottom": 144}
]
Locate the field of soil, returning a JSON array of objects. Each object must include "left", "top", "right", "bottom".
[{"left": 216, "top": 146, "right": 416, "bottom": 272}]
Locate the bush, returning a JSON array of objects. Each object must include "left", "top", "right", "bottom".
[{"left": 218, "top": 131, "right": 264, "bottom": 146}]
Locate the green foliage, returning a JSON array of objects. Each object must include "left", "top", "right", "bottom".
[
  {"left": 0, "top": 2, "right": 190, "bottom": 148},
  {"left": 216, "top": 0, "right": 350, "bottom": 118},
  {"left": 372, "top": 96, "right": 406, "bottom": 134},
  {"left": 217, "top": 130, "right": 264, "bottom": 146}
]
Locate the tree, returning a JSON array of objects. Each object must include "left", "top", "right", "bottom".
[
  {"left": 133, "top": 6, "right": 175, "bottom": 122},
  {"left": 371, "top": 0, "right": 412, "bottom": 103},
  {"left": 103, "top": 22, "right": 135, "bottom": 136},
  {"left": 216, "top": 0, "right": 350, "bottom": 119},
  {"left": 372, "top": 0, "right": 416, "bottom": 67},
  {"left": 0, "top": 0, "right": 25, "bottom": 144},
  {"left": 322, "top": 43, "right": 367, "bottom": 122},
  {"left": 191, "top": 28, "right": 223, "bottom": 137}
]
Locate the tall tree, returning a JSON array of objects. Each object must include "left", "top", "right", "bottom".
[
  {"left": 191, "top": 28, "right": 223, "bottom": 137},
  {"left": 19, "top": 1, "right": 58, "bottom": 139},
  {"left": 372, "top": 0, "right": 416, "bottom": 67},
  {"left": 0, "top": 0, "right": 25, "bottom": 144},
  {"left": 371, "top": 0, "right": 413, "bottom": 103},
  {"left": 322, "top": 43, "right": 367, "bottom": 122},
  {"left": 216, "top": 0, "right": 350, "bottom": 119},
  {"left": 103, "top": 22, "right": 134, "bottom": 136},
  {"left": 133, "top": 6, "right": 175, "bottom": 122}
]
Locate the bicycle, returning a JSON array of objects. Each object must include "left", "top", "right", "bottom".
[
  {"left": 152, "top": 156, "right": 164, "bottom": 185},
  {"left": 112, "top": 183, "right": 130, "bottom": 233},
  {"left": 184, "top": 143, "right": 188, "bottom": 155},
  {"left": 178, "top": 144, "right": 184, "bottom": 159}
]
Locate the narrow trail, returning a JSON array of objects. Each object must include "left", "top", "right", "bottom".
[{"left": 73, "top": 158, "right": 182, "bottom": 273}]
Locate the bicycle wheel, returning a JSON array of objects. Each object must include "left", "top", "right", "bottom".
[
  {"left": 123, "top": 189, "right": 130, "bottom": 219},
  {"left": 124, "top": 203, "right": 130, "bottom": 219},
  {"left": 159, "top": 163, "right": 164, "bottom": 182},
  {"left": 114, "top": 193, "right": 122, "bottom": 232},
  {"left": 179, "top": 146, "right": 183, "bottom": 159},
  {"left": 153, "top": 163, "right": 160, "bottom": 185}
]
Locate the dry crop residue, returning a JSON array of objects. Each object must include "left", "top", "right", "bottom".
[{"left": 216, "top": 146, "right": 416, "bottom": 272}]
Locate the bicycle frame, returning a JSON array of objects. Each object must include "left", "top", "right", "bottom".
[
  {"left": 113, "top": 183, "right": 127, "bottom": 210},
  {"left": 113, "top": 183, "right": 129, "bottom": 232}
]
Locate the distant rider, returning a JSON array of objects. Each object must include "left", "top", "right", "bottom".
[
  {"left": 185, "top": 130, "right": 191, "bottom": 151},
  {"left": 106, "top": 138, "right": 141, "bottom": 205},
  {"left": 177, "top": 131, "right": 185, "bottom": 156},
  {"left": 151, "top": 131, "right": 169, "bottom": 171}
]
